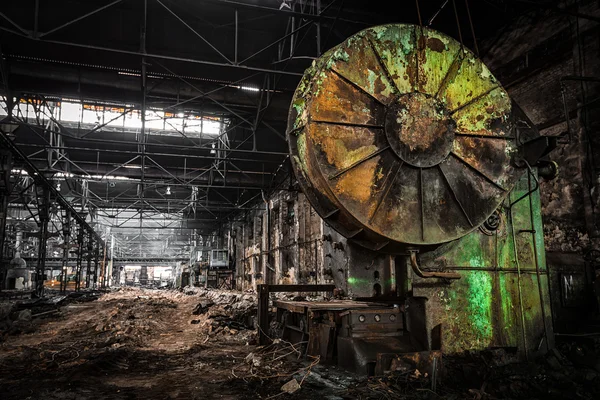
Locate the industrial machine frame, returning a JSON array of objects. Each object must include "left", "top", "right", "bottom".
[{"left": 268, "top": 23, "right": 558, "bottom": 375}]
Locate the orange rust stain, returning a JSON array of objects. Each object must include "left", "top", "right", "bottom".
[
  {"left": 311, "top": 72, "right": 375, "bottom": 125},
  {"left": 310, "top": 125, "right": 376, "bottom": 170},
  {"left": 335, "top": 157, "right": 378, "bottom": 204}
]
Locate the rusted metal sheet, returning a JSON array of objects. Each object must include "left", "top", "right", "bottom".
[
  {"left": 287, "top": 23, "right": 526, "bottom": 251},
  {"left": 412, "top": 171, "right": 554, "bottom": 356}
]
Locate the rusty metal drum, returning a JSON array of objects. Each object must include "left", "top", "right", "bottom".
[{"left": 287, "top": 24, "right": 526, "bottom": 252}]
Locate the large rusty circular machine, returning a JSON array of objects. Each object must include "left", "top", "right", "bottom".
[
  {"left": 281, "top": 24, "right": 557, "bottom": 372},
  {"left": 287, "top": 23, "right": 552, "bottom": 272}
]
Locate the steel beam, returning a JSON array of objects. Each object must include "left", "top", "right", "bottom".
[
  {"left": 156, "top": 0, "right": 232, "bottom": 64},
  {"left": 0, "top": 123, "right": 104, "bottom": 244},
  {"left": 33, "top": 38, "right": 303, "bottom": 76},
  {"left": 203, "top": 0, "right": 366, "bottom": 24},
  {"left": 39, "top": 0, "right": 124, "bottom": 38}
]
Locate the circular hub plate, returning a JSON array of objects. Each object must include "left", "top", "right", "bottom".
[
  {"left": 385, "top": 93, "right": 455, "bottom": 168},
  {"left": 287, "top": 24, "right": 526, "bottom": 249}
]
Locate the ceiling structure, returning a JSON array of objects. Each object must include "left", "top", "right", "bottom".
[{"left": 0, "top": 0, "right": 557, "bottom": 259}]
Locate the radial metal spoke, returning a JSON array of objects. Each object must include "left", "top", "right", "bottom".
[
  {"left": 312, "top": 120, "right": 384, "bottom": 130},
  {"left": 455, "top": 132, "right": 514, "bottom": 140},
  {"left": 366, "top": 36, "right": 401, "bottom": 95},
  {"left": 414, "top": 26, "right": 421, "bottom": 91},
  {"left": 435, "top": 49, "right": 463, "bottom": 99},
  {"left": 328, "top": 145, "right": 391, "bottom": 180},
  {"left": 450, "top": 151, "right": 507, "bottom": 191},
  {"left": 438, "top": 164, "right": 474, "bottom": 227},
  {"left": 369, "top": 160, "right": 402, "bottom": 223},
  {"left": 449, "top": 85, "right": 500, "bottom": 115},
  {"left": 330, "top": 67, "right": 387, "bottom": 107}
]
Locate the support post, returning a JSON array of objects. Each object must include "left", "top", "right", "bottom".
[
  {"left": 75, "top": 223, "right": 83, "bottom": 291},
  {"left": 93, "top": 241, "right": 100, "bottom": 288},
  {"left": 257, "top": 284, "right": 270, "bottom": 345},
  {"left": 60, "top": 209, "right": 71, "bottom": 293},
  {"left": 101, "top": 242, "right": 107, "bottom": 288},
  {"left": 0, "top": 149, "right": 13, "bottom": 290},
  {"left": 35, "top": 186, "right": 50, "bottom": 298},
  {"left": 86, "top": 233, "right": 93, "bottom": 288}
]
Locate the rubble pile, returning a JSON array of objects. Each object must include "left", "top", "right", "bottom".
[
  {"left": 184, "top": 287, "right": 257, "bottom": 342},
  {"left": 83, "top": 296, "right": 178, "bottom": 348},
  {"left": 0, "top": 291, "right": 100, "bottom": 339},
  {"left": 342, "top": 346, "right": 600, "bottom": 400}
]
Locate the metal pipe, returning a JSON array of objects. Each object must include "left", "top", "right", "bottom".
[
  {"left": 508, "top": 192, "right": 530, "bottom": 360},
  {"left": 409, "top": 251, "right": 461, "bottom": 279},
  {"left": 526, "top": 167, "right": 551, "bottom": 352}
]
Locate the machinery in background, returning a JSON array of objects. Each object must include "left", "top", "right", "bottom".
[
  {"left": 195, "top": 249, "right": 234, "bottom": 289},
  {"left": 268, "top": 23, "right": 559, "bottom": 375}
]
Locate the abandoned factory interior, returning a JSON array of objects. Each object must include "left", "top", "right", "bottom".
[{"left": 2, "top": 0, "right": 600, "bottom": 399}]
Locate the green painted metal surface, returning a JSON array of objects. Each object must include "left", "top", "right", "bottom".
[
  {"left": 287, "top": 23, "right": 554, "bottom": 357},
  {"left": 417, "top": 170, "right": 554, "bottom": 355}
]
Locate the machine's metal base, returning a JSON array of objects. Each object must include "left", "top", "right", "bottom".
[
  {"left": 271, "top": 293, "right": 439, "bottom": 377},
  {"left": 337, "top": 336, "right": 415, "bottom": 374}
]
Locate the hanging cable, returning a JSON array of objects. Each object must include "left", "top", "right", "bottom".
[
  {"left": 415, "top": 0, "right": 423, "bottom": 27},
  {"left": 428, "top": 0, "right": 449, "bottom": 26},
  {"left": 451, "top": 0, "right": 464, "bottom": 47},
  {"left": 464, "top": 0, "right": 479, "bottom": 56}
]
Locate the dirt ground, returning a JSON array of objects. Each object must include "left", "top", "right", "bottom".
[
  {"left": 0, "top": 288, "right": 360, "bottom": 400},
  {"left": 1, "top": 288, "right": 599, "bottom": 400}
]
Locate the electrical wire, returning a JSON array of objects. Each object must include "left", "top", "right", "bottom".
[
  {"left": 451, "top": 0, "right": 464, "bottom": 47},
  {"left": 464, "top": 0, "right": 479, "bottom": 55},
  {"left": 415, "top": 0, "right": 423, "bottom": 27}
]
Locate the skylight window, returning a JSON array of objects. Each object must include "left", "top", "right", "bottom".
[{"left": 0, "top": 96, "right": 223, "bottom": 138}]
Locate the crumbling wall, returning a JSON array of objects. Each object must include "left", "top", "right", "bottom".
[
  {"left": 224, "top": 189, "right": 382, "bottom": 293},
  {"left": 483, "top": 0, "right": 599, "bottom": 253}
]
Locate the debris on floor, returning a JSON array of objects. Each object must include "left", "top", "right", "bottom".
[{"left": 1, "top": 288, "right": 599, "bottom": 399}]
